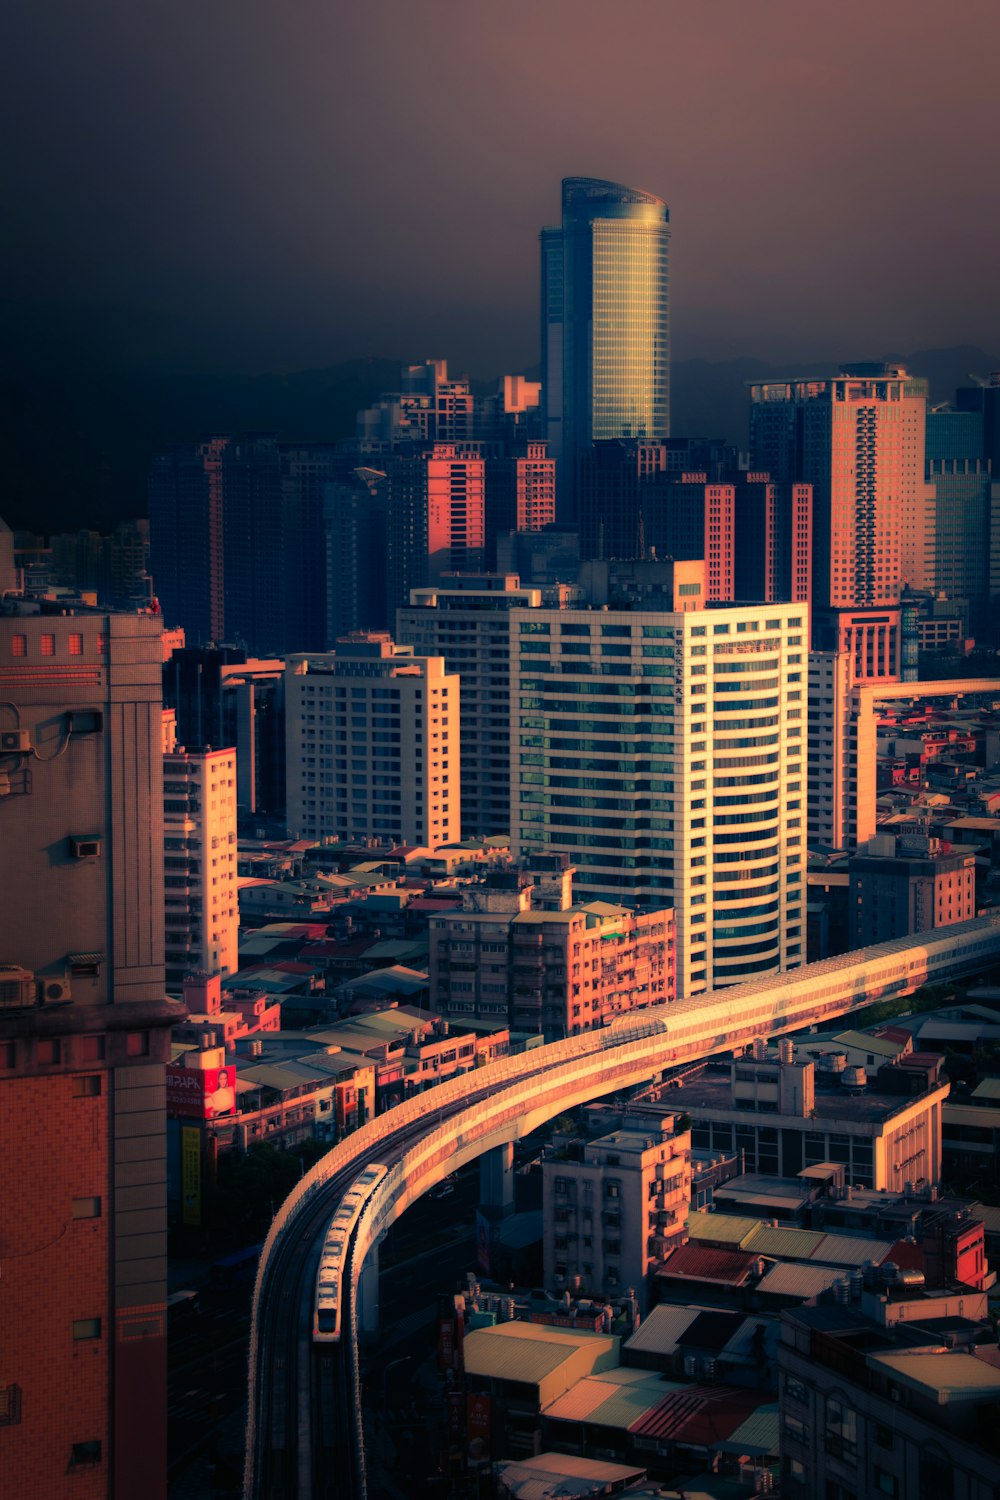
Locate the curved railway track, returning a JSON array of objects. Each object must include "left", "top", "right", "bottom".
[{"left": 246, "top": 913, "right": 1000, "bottom": 1499}]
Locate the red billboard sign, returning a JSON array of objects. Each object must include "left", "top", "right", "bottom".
[{"left": 166, "top": 1065, "right": 235, "bottom": 1120}]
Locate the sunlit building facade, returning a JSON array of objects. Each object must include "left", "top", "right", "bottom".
[
  {"left": 542, "top": 177, "right": 670, "bottom": 508},
  {"left": 510, "top": 567, "right": 808, "bottom": 997}
]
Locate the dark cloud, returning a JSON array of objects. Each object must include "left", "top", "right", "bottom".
[{"left": 3, "top": 0, "right": 999, "bottom": 375}]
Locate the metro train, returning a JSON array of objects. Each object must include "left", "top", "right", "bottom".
[{"left": 313, "top": 1163, "right": 388, "bottom": 1342}]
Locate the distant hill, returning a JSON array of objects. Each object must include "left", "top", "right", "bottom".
[{"left": 3, "top": 345, "right": 997, "bottom": 536}]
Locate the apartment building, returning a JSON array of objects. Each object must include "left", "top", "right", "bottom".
[
  {"left": 542, "top": 1114, "right": 692, "bottom": 1312},
  {"left": 510, "top": 561, "right": 807, "bottom": 996},
  {"left": 285, "top": 633, "right": 460, "bottom": 848},
  {"left": 162, "top": 731, "right": 239, "bottom": 989}
]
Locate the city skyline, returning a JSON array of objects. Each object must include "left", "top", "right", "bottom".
[{"left": 3, "top": 1, "right": 1000, "bottom": 384}]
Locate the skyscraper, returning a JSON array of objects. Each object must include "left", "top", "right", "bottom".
[
  {"left": 749, "top": 364, "right": 934, "bottom": 667},
  {"left": 510, "top": 563, "right": 807, "bottom": 997},
  {"left": 542, "top": 177, "right": 671, "bottom": 511}
]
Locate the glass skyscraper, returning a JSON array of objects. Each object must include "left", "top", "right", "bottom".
[{"left": 541, "top": 177, "right": 671, "bottom": 513}]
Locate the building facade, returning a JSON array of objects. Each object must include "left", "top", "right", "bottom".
[
  {"left": 162, "top": 738, "right": 239, "bottom": 989},
  {"left": 750, "top": 365, "right": 934, "bottom": 655},
  {"left": 542, "top": 177, "right": 671, "bottom": 506},
  {"left": 542, "top": 1114, "right": 691, "bottom": 1312},
  {"left": 428, "top": 869, "right": 674, "bottom": 1040},
  {"left": 510, "top": 567, "right": 807, "bottom": 996},
  {"left": 0, "top": 607, "right": 179, "bottom": 1499},
  {"left": 847, "top": 832, "right": 977, "bottom": 947},
  {"left": 397, "top": 575, "right": 559, "bottom": 838},
  {"left": 284, "top": 634, "right": 460, "bottom": 848}
]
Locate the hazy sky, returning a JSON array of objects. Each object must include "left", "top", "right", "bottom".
[{"left": 4, "top": 0, "right": 999, "bottom": 375}]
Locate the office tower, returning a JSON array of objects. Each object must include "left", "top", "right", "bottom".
[
  {"left": 322, "top": 468, "right": 390, "bottom": 641},
  {"left": 576, "top": 438, "right": 670, "bottom": 560},
  {"left": 483, "top": 441, "right": 556, "bottom": 568},
  {"left": 926, "top": 403, "right": 1000, "bottom": 638},
  {"left": 285, "top": 633, "right": 460, "bottom": 847},
  {"left": 731, "top": 472, "right": 812, "bottom": 604},
  {"left": 750, "top": 364, "right": 934, "bottom": 650},
  {"left": 398, "top": 575, "right": 565, "bottom": 838},
  {"left": 386, "top": 443, "right": 486, "bottom": 610},
  {"left": 162, "top": 733, "right": 239, "bottom": 989},
  {"left": 278, "top": 442, "right": 341, "bottom": 651},
  {"left": 0, "top": 607, "right": 177, "bottom": 1499},
  {"left": 542, "top": 177, "right": 671, "bottom": 508},
  {"left": 429, "top": 868, "right": 674, "bottom": 1040},
  {"left": 149, "top": 436, "right": 228, "bottom": 645},
  {"left": 510, "top": 562, "right": 807, "bottom": 997},
  {"left": 163, "top": 645, "right": 286, "bottom": 820}
]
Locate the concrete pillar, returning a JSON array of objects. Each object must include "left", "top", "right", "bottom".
[
  {"left": 357, "top": 1244, "right": 380, "bottom": 1337},
  {"left": 479, "top": 1142, "right": 515, "bottom": 1218}
]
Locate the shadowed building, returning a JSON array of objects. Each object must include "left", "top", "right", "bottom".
[{"left": 0, "top": 606, "right": 181, "bottom": 1499}]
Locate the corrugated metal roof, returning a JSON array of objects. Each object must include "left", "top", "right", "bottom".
[
  {"left": 624, "top": 1304, "right": 699, "bottom": 1355},
  {"left": 713, "top": 1401, "right": 780, "bottom": 1457},
  {"left": 462, "top": 1324, "right": 615, "bottom": 1386},
  {"left": 972, "top": 1077, "right": 1000, "bottom": 1101},
  {"left": 656, "top": 1244, "right": 757, "bottom": 1286},
  {"left": 629, "top": 1384, "right": 761, "bottom": 1444},
  {"left": 686, "top": 1210, "right": 760, "bottom": 1247},
  {"left": 811, "top": 1233, "right": 891, "bottom": 1268},
  {"left": 834, "top": 1030, "right": 906, "bottom": 1056},
  {"left": 497, "top": 1453, "right": 645, "bottom": 1498},
  {"left": 543, "top": 1368, "right": 669, "bottom": 1426},
  {"left": 757, "top": 1262, "right": 844, "bottom": 1298},
  {"left": 720, "top": 1317, "right": 780, "bottom": 1365},
  {"left": 743, "top": 1225, "right": 825, "bottom": 1260}
]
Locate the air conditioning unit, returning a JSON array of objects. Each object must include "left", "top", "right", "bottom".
[
  {"left": 0, "top": 966, "right": 36, "bottom": 1008},
  {"left": 40, "top": 977, "right": 72, "bottom": 1004},
  {"left": 69, "top": 836, "right": 102, "bottom": 860},
  {"left": 0, "top": 729, "right": 31, "bottom": 755}
]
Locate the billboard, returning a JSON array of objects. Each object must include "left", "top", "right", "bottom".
[{"left": 167, "top": 1065, "right": 236, "bottom": 1120}]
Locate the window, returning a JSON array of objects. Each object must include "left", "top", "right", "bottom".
[
  {"left": 874, "top": 1470, "right": 898, "bottom": 1498},
  {"left": 68, "top": 633, "right": 84, "bottom": 656},
  {"left": 10, "top": 634, "right": 26, "bottom": 657},
  {"left": 73, "top": 1318, "right": 101, "bottom": 1341},
  {"left": 125, "top": 1032, "right": 149, "bottom": 1058},
  {"left": 73, "top": 1075, "right": 101, "bottom": 1097},
  {"left": 40, "top": 634, "right": 55, "bottom": 656},
  {"left": 69, "top": 1441, "right": 101, "bottom": 1467},
  {"left": 0, "top": 1384, "right": 22, "bottom": 1424},
  {"left": 72, "top": 1197, "right": 101, "bottom": 1220},
  {"left": 36, "top": 1039, "right": 60, "bottom": 1065},
  {"left": 825, "top": 1396, "right": 856, "bottom": 1463}
]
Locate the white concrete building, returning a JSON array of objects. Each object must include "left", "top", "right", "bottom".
[
  {"left": 542, "top": 1115, "right": 692, "bottom": 1313},
  {"left": 163, "top": 737, "right": 238, "bottom": 987},
  {"left": 284, "top": 633, "right": 460, "bottom": 848},
  {"left": 510, "top": 563, "right": 808, "bottom": 996}
]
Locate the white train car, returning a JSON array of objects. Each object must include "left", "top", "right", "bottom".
[{"left": 313, "top": 1163, "right": 388, "bottom": 1342}]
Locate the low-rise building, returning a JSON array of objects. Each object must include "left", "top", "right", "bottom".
[
  {"left": 665, "top": 1041, "right": 949, "bottom": 1192},
  {"left": 542, "top": 1115, "right": 691, "bottom": 1312},
  {"left": 430, "top": 868, "right": 674, "bottom": 1040}
]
